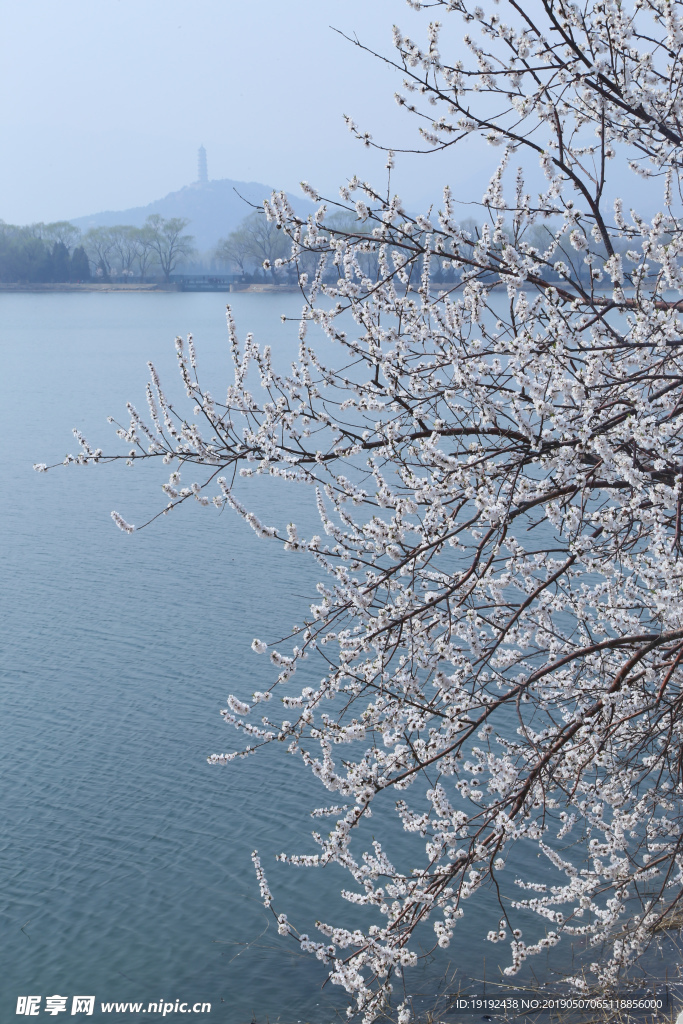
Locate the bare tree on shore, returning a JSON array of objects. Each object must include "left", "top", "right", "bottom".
[{"left": 145, "top": 215, "right": 195, "bottom": 281}]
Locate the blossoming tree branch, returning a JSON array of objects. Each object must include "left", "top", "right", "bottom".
[{"left": 38, "top": 0, "right": 683, "bottom": 1018}]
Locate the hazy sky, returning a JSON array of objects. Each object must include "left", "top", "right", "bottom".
[{"left": 0, "top": 0, "right": 498, "bottom": 225}]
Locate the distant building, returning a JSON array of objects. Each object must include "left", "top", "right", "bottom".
[{"left": 197, "top": 145, "right": 208, "bottom": 184}]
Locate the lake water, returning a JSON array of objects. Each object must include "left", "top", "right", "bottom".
[
  {"left": 1, "top": 291, "right": 675, "bottom": 1024},
  {"left": 1, "top": 291, "right": 352, "bottom": 1024}
]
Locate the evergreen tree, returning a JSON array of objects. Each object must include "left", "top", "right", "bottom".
[
  {"left": 25, "top": 237, "right": 51, "bottom": 282},
  {"left": 50, "top": 242, "right": 71, "bottom": 282},
  {"left": 70, "top": 246, "right": 90, "bottom": 283}
]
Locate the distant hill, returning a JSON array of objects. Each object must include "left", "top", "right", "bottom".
[{"left": 70, "top": 179, "right": 315, "bottom": 254}]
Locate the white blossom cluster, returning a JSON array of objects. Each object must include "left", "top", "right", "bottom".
[{"left": 42, "top": 0, "right": 683, "bottom": 1019}]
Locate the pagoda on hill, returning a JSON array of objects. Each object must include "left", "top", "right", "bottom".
[{"left": 197, "top": 145, "right": 208, "bottom": 184}]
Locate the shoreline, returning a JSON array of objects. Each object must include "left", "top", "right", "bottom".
[
  {"left": 0, "top": 281, "right": 620, "bottom": 295},
  {"left": 0, "top": 282, "right": 164, "bottom": 293},
  {"left": 0, "top": 282, "right": 298, "bottom": 294}
]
